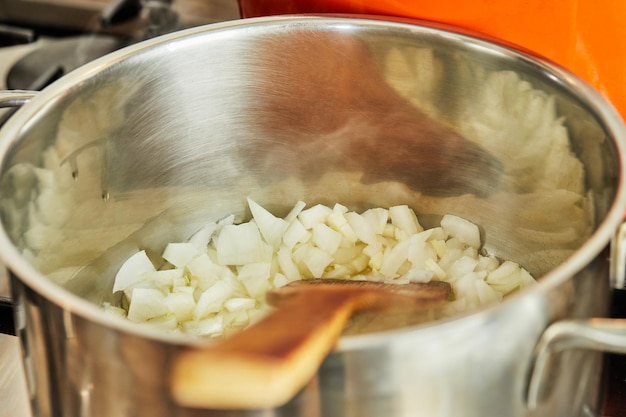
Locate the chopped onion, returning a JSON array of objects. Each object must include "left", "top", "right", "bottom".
[
  {"left": 112, "top": 250, "right": 156, "bottom": 293},
  {"left": 247, "top": 197, "right": 288, "bottom": 250},
  {"left": 216, "top": 222, "right": 270, "bottom": 265},
  {"left": 105, "top": 199, "right": 536, "bottom": 337}
]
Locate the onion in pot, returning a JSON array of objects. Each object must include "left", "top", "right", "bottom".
[{"left": 105, "top": 199, "right": 537, "bottom": 337}]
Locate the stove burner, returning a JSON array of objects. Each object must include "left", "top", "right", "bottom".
[
  {"left": 7, "top": 35, "right": 127, "bottom": 90},
  {"left": 0, "top": 24, "right": 36, "bottom": 47}
]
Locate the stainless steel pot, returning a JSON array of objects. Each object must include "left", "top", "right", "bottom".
[{"left": 0, "top": 15, "right": 626, "bottom": 417}]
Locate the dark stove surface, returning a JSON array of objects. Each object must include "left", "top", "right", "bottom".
[{"left": 6, "top": 35, "right": 127, "bottom": 90}]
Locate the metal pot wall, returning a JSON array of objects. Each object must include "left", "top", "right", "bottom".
[{"left": 0, "top": 15, "right": 625, "bottom": 417}]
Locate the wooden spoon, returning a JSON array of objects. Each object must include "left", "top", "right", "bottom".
[{"left": 170, "top": 279, "right": 451, "bottom": 409}]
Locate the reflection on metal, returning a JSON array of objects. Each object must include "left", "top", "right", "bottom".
[{"left": 0, "top": 89, "right": 36, "bottom": 108}]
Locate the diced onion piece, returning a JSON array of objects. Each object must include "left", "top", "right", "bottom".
[
  {"left": 344, "top": 212, "right": 378, "bottom": 247},
  {"left": 312, "top": 223, "right": 342, "bottom": 255},
  {"left": 369, "top": 251, "right": 385, "bottom": 271},
  {"left": 216, "top": 222, "right": 269, "bottom": 265},
  {"left": 351, "top": 253, "right": 370, "bottom": 273},
  {"left": 223, "top": 310, "right": 250, "bottom": 327},
  {"left": 486, "top": 261, "right": 520, "bottom": 284},
  {"left": 148, "top": 315, "right": 179, "bottom": 331},
  {"left": 379, "top": 239, "right": 410, "bottom": 278},
  {"left": 282, "top": 219, "right": 310, "bottom": 249},
  {"left": 405, "top": 231, "right": 433, "bottom": 262},
  {"left": 284, "top": 200, "right": 307, "bottom": 224},
  {"left": 361, "top": 208, "right": 389, "bottom": 235},
  {"left": 382, "top": 223, "right": 397, "bottom": 239},
  {"left": 247, "top": 197, "right": 289, "bottom": 249},
  {"left": 333, "top": 245, "right": 364, "bottom": 265},
  {"left": 188, "top": 222, "right": 219, "bottom": 251},
  {"left": 142, "top": 269, "right": 183, "bottom": 291},
  {"left": 476, "top": 255, "right": 500, "bottom": 273},
  {"left": 475, "top": 279, "right": 503, "bottom": 304},
  {"left": 447, "top": 256, "right": 479, "bottom": 281},
  {"left": 454, "top": 272, "right": 485, "bottom": 305},
  {"left": 273, "top": 273, "right": 289, "bottom": 287},
  {"left": 441, "top": 214, "right": 481, "bottom": 249},
  {"left": 183, "top": 316, "right": 223, "bottom": 337},
  {"left": 301, "top": 246, "right": 334, "bottom": 277},
  {"left": 112, "top": 250, "right": 156, "bottom": 293},
  {"left": 238, "top": 262, "right": 271, "bottom": 299},
  {"left": 194, "top": 281, "right": 233, "bottom": 320},
  {"left": 127, "top": 288, "right": 169, "bottom": 322},
  {"left": 277, "top": 245, "right": 302, "bottom": 282},
  {"left": 428, "top": 240, "right": 448, "bottom": 258},
  {"left": 486, "top": 261, "right": 526, "bottom": 294},
  {"left": 186, "top": 254, "right": 219, "bottom": 287},
  {"left": 224, "top": 297, "right": 256, "bottom": 312},
  {"left": 403, "top": 269, "right": 435, "bottom": 283},
  {"left": 389, "top": 205, "right": 423, "bottom": 235},
  {"left": 425, "top": 258, "right": 447, "bottom": 280},
  {"left": 164, "top": 292, "right": 195, "bottom": 322},
  {"left": 332, "top": 203, "right": 349, "bottom": 214},
  {"left": 439, "top": 247, "right": 464, "bottom": 271},
  {"left": 298, "top": 204, "right": 333, "bottom": 229},
  {"left": 326, "top": 212, "right": 358, "bottom": 244},
  {"left": 162, "top": 242, "right": 199, "bottom": 268}
]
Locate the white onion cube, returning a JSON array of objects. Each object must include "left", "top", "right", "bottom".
[
  {"left": 312, "top": 223, "right": 342, "bottom": 255},
  {"left": 164, "top": 292, "right": 195, "bottom": 322},
  {"left": 216, "top": 222, "right": 269, "bottom": 265},
  {"left": 302, "top": 246, "right": 334, "bottom": 277},
  {"left": 247, "top": 197, "right": 289, "bottom": 249},
  {"left": 188, "top": 222, "right": 219, "bottom": 251},
  {"left": 441, "top": 214, "right": 481, "bottom": 249},
  {"left": 389, "top": 205, "right": 423, "bottom": 235},
  {"left": 162, "top": 242, "right": 199, "bottom": 268},
  {"left": 361, "top": 208, "right": 389, "bottom": 235},
  {"left": 298, "top": 204, "right": 333, "bottom": 229},
  {"left": 194, "top": 281, "right": 233, "bottom": 320},
  {"left": 277, "top": 245, "right": 302, "bottom": 281},
  {"left": 183, "top": 316, "right": 224, "bottom": 337},
  {"left": 284, "top": 200, "right": 307, "bottom": 224},
  {"left": 224, "top": 297, "right": 256, "bottom": 312},
  {"left": 127, "top": 288, "right": 169, "bottom": 322},
  {"left": 113, "top": 250, "right": 156, "bottom": 293},
  {"left": 282, "top": 219, "right": 310, "bottom": 249},
  {"left": 344, "top": 212, "right": 378, "bottom": 246},
  {"left": 238, "top": 262, "right": 271, "bottom": 299}
]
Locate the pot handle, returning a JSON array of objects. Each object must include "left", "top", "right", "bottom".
[
  {"left": 0, "top": 90, "right": 36, "bottom": 109},
  {"left": 527, "top": 221, "right": 626, "bottom": 409},
  {"left": 526, "top": 318, "right": 626, "bottom": 410}
]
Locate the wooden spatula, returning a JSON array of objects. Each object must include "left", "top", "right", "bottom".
[{"left": 170, "top": 279, "right": 451, "bottom": 409}]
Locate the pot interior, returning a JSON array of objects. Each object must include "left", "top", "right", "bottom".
[{"left": 0, "top": 16, "right": 623, "bottom": 334}]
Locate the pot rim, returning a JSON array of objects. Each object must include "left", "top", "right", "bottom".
[{"left": 0, "top": 15, "right": 625, "bottom": 348}]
